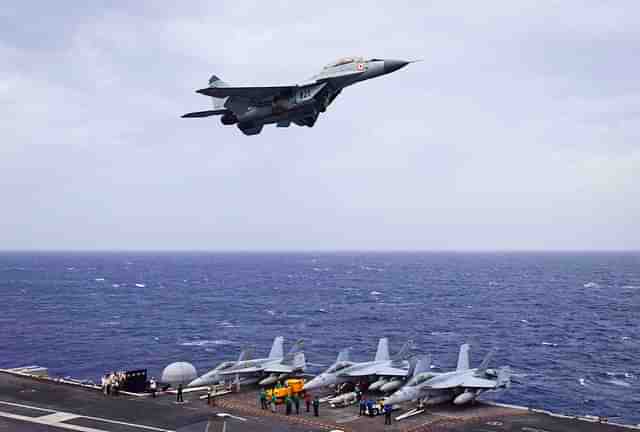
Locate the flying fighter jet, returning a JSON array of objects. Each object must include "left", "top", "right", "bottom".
[
  {"left": 188, "top": 336, "right": 305, "bottom": 387},
  {"left": 182, "top": 57, "right": 415, "bottom": 135},
  {"left": 384, "top": 344, "right": 511, "bottom": 406},
  {"left": 303, "top": 338, "right": 412, "bottom": 391}
]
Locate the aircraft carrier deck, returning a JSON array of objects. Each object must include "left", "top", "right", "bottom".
[{"left": 1, "top": 370, "right": 638, "bottom": 432}]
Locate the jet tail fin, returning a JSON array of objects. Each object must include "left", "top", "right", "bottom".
[
  {"left": 286, "top": 339, "right": 304, "bottom": 356},
  {"left": 237, "top": 347, "right": 253, "bottom": 362},
  {"left": 336, "top": 348, "right": 351, "bottom": 363},
  {"left": 496, "top": 366, "right": 511, "bottom": 388},
  {"left": 268, "top": 336, "right": 284, "bottom": 359},
  {"left": 291, "top": 352, "right": 306, "bottom": 371},
  {"left": 475, "top": 348, "right": 495, "bottom": 376},
  {"left": 391, "top": 340, "right": 414, "bottom": 363},
  {"left": 457, "top": 344, "right": 471, "bottom": 371},
  {"left": 207, "top": 75, "right": 229, "bottom": 110},
  {"left": 412, "top": 355, "right": 432, "bottom": 377},
  {"left": 374, "top": 338, "right": 390, "bottom": 362}
]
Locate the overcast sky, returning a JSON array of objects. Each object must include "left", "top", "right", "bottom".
[{"left": 1, "top": 1, "right": 638, "bottom": 251}]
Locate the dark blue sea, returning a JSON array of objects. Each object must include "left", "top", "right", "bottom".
[{"left": 1, "top": 252, "right": 638, "bottom": 424}]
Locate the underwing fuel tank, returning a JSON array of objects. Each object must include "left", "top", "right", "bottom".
[
  {"left": 329, "top": 391, "right": 357, "bottom": 405},
  {"left": 368, "top": 378, "right": 388, "bottom": 391},
  {"left": 379, "top": 379, "right": 403, "bottom": 393},
  {"left": 453, "top": 391, "right": 476, "bottom": 405},
  {"left": 259, "top": 374, "right": 279, "bottom": 386}
]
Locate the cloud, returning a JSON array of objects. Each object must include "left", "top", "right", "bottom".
[{"left": 1, "top": 1, "right": 638, "bottom": 250}]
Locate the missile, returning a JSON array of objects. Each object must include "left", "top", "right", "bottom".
[
  {"left": 453, "top": 391, "right": 476, "bottom": 405},
  {"left": 380, "top": 379, "right": 403, "bottom": 393},
  {"left": 368, "top": 378, "right": 388, "bottom": 391}
]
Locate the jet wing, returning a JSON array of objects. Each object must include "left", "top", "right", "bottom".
[
  {"left": 218, "top": 366, "right": 263, "bottom": 375},
  {"left": 182, "top": 109, "right": 228, "bottom": 118},
  {"left": 426, "top": 374, "right": 497, "bottom": 390},
  {"left": 263, "top": 364, "right": 295, "bottom": 374},
  {"left": 459, "top": 376, "right": 499, "bottom": 389},
  {"left": 197, "top": 85, "right": 296, "bottom": 100},
  {"left": 344, "top": 365, "right": 408, "bottom": 377}
]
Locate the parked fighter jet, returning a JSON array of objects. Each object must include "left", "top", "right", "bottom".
[
  {"left": 188, "top": 336, "right": 305, "bottom": 387},
  {"left": 182, "top": 57, "right": 416, "bottom": 135},
  {"left": 385, "top": 344, "right": 511, "bottom": 406},
  {"left": 303, "top": 338, "right": 412, "bottom": 391}
]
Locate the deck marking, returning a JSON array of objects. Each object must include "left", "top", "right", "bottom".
[
  {"left": 0, "top": 399, "right": 174, "bottom": 432},
  {"left": 39, "top": 412, "right": 80, "bottom": 423},
  {"left": 0, "top": 399, "right": 56, "bottom": 413},
  {"left": 0, "top": 411, "right": 105, "bottom": 432}
]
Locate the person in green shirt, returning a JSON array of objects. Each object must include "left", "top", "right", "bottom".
[
  {"left": 259, "top": 390, "right": 267, "bottom": 409},
  {"left": 293, "top": 394, "right": 300, "bottom": 414},
  {"left": 285, "top": 396, "right": 292, "bottom": 415}
]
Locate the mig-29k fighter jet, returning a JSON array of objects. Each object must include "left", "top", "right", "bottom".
[{"left": 183, "top": 57, "right": 416, "bottom": 135}]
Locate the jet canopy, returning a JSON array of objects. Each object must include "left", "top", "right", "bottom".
[
  {"left": 326, "top": 362, "right": 351, "bottom": 374},
  {"left": 323, "top": 56, "right": 365, "bottom": 69},
  {"left": 406, "top": 373, "right": 436, "bottom": 387}
]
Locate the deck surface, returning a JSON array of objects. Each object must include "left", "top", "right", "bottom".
[{"left": 0, "top": 372, "right": 635, "bottom": 432}]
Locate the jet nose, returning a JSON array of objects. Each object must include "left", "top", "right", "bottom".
[
  {"left": 303, "top": 378, "right": 319, "bottom": 391},
  {"left": 384, "top": 59, "right": 410, "bottom": 74},
  {"left": 188, "top": 378, "right": 203, "bottom": 388}
]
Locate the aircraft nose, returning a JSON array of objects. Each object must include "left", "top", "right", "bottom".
[
  {"left": 303, "top": 378, "right": 319, "bottom": 391},
  {"left": 188, "top": 377, "right": 203, "bottom": 388},
  {"left": 384, "top": 59, "right": 410, "bottom": 74}
]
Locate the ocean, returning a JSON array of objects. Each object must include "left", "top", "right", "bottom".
[{"left": 1, "top": 252, "right": 638, "bottom": 424}]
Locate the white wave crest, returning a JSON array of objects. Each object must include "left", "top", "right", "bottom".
[
  {"left": 583, "top": 282, "right": 600, "bottom": 288},
  {"left": 180, "top": 339, "right": 235, "bottom": 347}
]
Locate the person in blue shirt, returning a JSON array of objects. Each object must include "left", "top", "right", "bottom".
[{"left": 384, "top": 403, "right": 392, "bottom": 425}]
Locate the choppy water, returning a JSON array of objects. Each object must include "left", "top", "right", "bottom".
[{"left": 1, "top": 252, "right": 639, "bottom": 424}]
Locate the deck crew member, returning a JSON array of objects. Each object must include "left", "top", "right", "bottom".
[
  {"left": 384, "top": 403, "right": 392, "bottom": 425},
  {"left": 177, "top": 383, "right": 184, "bottom": 403},
  {"left": 271, "top": 394, "right": 277, "bottom": 413},
  {"left": 285, "top": 396, "right": 292, "bottom": 415},
  {"left": 359, "top": 398, "right": 366, "bottom": 416},
  {"left": 149, "top": 377, "right": 157, "bottom": 398},
  {"left": 312, "top": 396, "right": 320, "bottom": 417},
  {"left": 304, "top": 392, "right": 311, "bottom": 412},
  {"left": 293, "top": 394, "right": 300, "bottom": 414},
  {"left": 259, "top": 390, "right": 267, "bottom": 409}
]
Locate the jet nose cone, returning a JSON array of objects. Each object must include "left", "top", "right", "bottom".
[
  {"left": 303, "top": 379, "right": 318, "bottom": 391},
  {"left": 188, "top": 378, "right": 203, "bottom": 388},
  {"left": 384, "top": 59, "right": 410, "bottom": 74}
]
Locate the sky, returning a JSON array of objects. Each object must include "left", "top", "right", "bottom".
[{"left": 1, "top": 1, "right": 638, "bottom": 251}]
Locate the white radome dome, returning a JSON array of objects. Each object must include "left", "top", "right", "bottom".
[{"left": 161, "top": 362, "right": 197, "bottom": 387}]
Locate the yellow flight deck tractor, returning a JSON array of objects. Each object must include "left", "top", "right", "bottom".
[{"left": 265, "top": 379, "right": 305, "bottom": 404}]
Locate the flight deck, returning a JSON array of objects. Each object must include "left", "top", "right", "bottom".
[{"left": 1, "top": 370, "right": 638, "bottom": 432}]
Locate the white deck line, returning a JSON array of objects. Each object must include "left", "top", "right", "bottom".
[
  {"left": 0, "top": 399, "right": 57, "bottom": 413},
  {"left": 0, "top": 411, "right": 106, "bottom": 432},
  {"left": 0, "top": 399, "right": 175, "bottom": 432}
]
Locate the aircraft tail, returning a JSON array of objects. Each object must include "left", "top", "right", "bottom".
[
  {"left": 412, "top": 355, "right": 431, "bottom": 377},
  {"left": 475, "top": 348, "right": 495, "bottom": 375},
  {"left": 336, "top": 348, "right": 351, "bottom": 363},
  {"left": 268, "top": 336, "right": 284, "bottom": 359},
  {"left": 237, "top": 347, "right": 253, "bottom": 362},
  {"left": 290, "top": 352, "right": 306, "bottom": 371},
  {"left": 207, "top": 75, "right": 229, "bottom": 110},
  {"left": 286, "top": 339, "right": 304, "bottom": 356},
  {"left": 457, "top": 344, "right": 471, "bottom": 371},
  {"left": 375, "top": 338, "right": 390, "bottom": 362},
  {"left": 496, "top": 366, "right": 511, "bottom": 388},
  {"left": 391, "top": 340, "right": 413, "bottom": 362}
]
